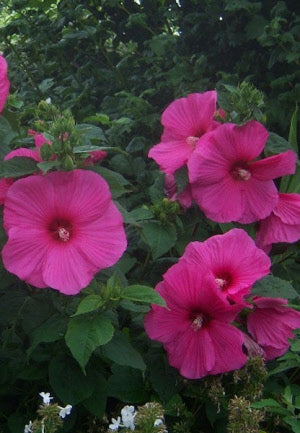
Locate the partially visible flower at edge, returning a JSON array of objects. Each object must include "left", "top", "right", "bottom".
[
  {"left": 256, "top": 192, "right": 300, "bottom": 252},
  {"left": 24, "top": 421, "right": 33, "bottom": 433},
  {"left": 0, "top": 54, "right": 10, "bottom": 114},
  {"left": 246, "top": 296, "right": 300, "bottom": 361}
]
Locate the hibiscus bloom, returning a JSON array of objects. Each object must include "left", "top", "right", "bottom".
[
  {"left": 247, "top": 296, "right": 300, "bottom": 361},
  {"left": 144, "top": 262, "right": 247, "bottom": 379},
  {"left": 0, "top": 54, "right": 10, "bottom": 114},
  {"left": 1, "top": 169, "right": 127, "bottom": 294},
  {"left": 180, "top": 229, "right": 271, "bottom": 302},
  {"left": 148, "top": 91, "right": 218, "bottom": 174},
  {"left": 188, "top": 120, "right": 297, "bottom": 223},
  {"left": 256, "top": 193, "right": 300, "bottom": 252}
]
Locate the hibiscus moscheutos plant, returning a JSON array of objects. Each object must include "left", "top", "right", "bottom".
[
  {"left": 148, "top": 91, "right": 218, "bottom": 175},
  {"left": 179, "top": 228, "right": 271, "bottom": 303},
  {"left": 255, "top": 192, "right": 300, "bottom": 252},
  {"left": 188, "top": 120, "right": 297, "bottom": 223},
  {"left": 1, "top": 169, "right": 127, "bottom": 294},
  {"left": 0, "top": 54, "right": 10, "bottom": 114},
  {"left": 144, "top": 261, "right": 247, "bottom": 379}
]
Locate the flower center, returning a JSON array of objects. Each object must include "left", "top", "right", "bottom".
[
  {"left": 215, "top": 272, "right": 232, "bottom": 291},
  {"left": 186, "top": 136, "right": 199, "bottom": 148},
  {"left": 230, "top": 162, "right": 251, "bottom": 181},
  {"left": 190, "top": 312, "right": 208, "bottom": 331},
  {"left": 49, "top": 219, "right": 73, "bottom": 242}
]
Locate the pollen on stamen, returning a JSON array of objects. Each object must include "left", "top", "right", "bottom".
[
  {"left": 237, "top": 168, "right": 251, "bottom": 181},
  {"left": 58, "top": 227, "right": 70, "bottom": 242},
  {"left": 191, "top": 314, "right": 204, "bottom": 331},
  {"left": 215, "top": 277, "right": 227, "bottom": 289},
  {"left": 186, "top": 136, "right": 199, "bottom": 148}
]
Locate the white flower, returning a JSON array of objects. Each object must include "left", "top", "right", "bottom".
[
  {"left": 45, "top": 97, "right": 51, "bottom": 104},
  {"left": 59, "top": 404, "right": 72, "bottom": 419},
  {"left": 109, "top": 416, "right": 121, "bottom": 431},
  {"left": 121, "top": 405, "right": 136, "bottom": 431},
  {"left": 24, "top": 421, "right": 32, "bottom": 433},
  {"left": 39, "top": 392, "right": 53, "bottom": 405},
  {"left": 154, "top": 418, "right": 163, "bottom": 426}
]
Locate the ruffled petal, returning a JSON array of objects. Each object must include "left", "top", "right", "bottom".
[
  {"left": 0, "top": 55, "right": 10, "bottom": 113},
  {"left": 148, "top": 140, "right": 194, "bottom": 174},
  {"left": 4, "top": 148, "right": 40, "bottom": 162},
  {"left": 274, "top": 193, "right": 300, "bottom": 224},
  {"left": 256, "top": 213, "right": 300, "bottom": 247}
]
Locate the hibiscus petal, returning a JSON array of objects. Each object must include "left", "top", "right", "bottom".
[
  {"left": 148, "top": 140, "right": 194, "bottom": 174},
  {"left": 250, "top": 150, "right": 296, "bottom": 181},
  {"left": 274, "top": 193, "right": 300, "bottom": 224}
]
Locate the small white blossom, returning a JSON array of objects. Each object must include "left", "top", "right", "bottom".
[
  {"left": 59, "top": 404, "right": 72, "bottom": 419},
  {"left": 109, "top": 416, "right": 121, "bottom": 431},
  {"left": 24, "top": 421, "right": 32, "bottom": 433},
  {"left": 121, "top": 405, "right": 136, "bottom": 431},
  {"left": 45, "top": 97, "right": 51, "bottom": 104},
  {"left": 39, "top": 392, "right": 53, "bottom": 405},
  {"left": 154, "top": 418, "right": 163, "bottom": 426}
]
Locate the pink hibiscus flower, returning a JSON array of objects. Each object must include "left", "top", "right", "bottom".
[
  {"left": 256, "top": 193, "right": 300, "bottom": 252},
  {"left": 247, "top": 296, "right": 300, "bottom": 361},
  {"left": 180, "top": 229, "right": 271, "bottom": 302},
  {"left": 148, "top": 91, "right": 218, "bottom": 175},
  {"left": 144, "top": 263, "right": 247, "bottom": 379},
  {"left": 188, "top": 120, "right": 297, "bottom": 223},
  {"left": 0, "top": 54, "right": 10, "bottom": 114},
  {"left": 1, "top": 169, "right": 127, "bottom": 295}
]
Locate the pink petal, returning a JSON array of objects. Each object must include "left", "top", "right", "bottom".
[
  {"left": 236, "top": 177, "right": 279, "bottom": 223},
  {"left": 1, "top": 227, "right": 48, "bottom": 288},
  {"left": 191, "top": 178, "right": 243, "bottom": 223},
  {"left": 0, "top": 55, "right": 10, "bottom": 113},
  {"left": 256, "top": 213, "right": 300, "bottom": 247},
  {"left": 0, "top": 178, "right": 14, "bottom": 204},
  {"left": 250, "top": 150, "right": 296, "bottom": 181},
  {"left": 161, "top": 91, "right": 217, "bottom": 139},
  {"left": 4, "top": 148, "right": 40, "bottom": 162},
  {"left": 148, "top": 140, "right": 194, "bottom": 174},
  {"left": 75, "top": 201, "right": 127, "bottom": 269},
  {"left": 208, "top": 321, "right": 247, "bottom": 375},
  {"left": 274, "top": 193, "right": 300, "bottom": 224},
  {"left": 165, "top": 327, "right": 215, "bottom": 379}
]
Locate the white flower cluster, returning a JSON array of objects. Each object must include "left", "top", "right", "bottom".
[{"left": 109, "top": 405, "right": 136, "bottom": 431}]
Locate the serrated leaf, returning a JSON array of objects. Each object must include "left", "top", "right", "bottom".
[
  {"left": 142, "top": 221, "right": 177, "bottom": 259},
  {"left": 0, "top": 157, "right": 39, "bottom": 178},
  {"left": 102, "top": 331, "right": 146, "bottom": 370},
  {"left": 72, "top": 295, "right": 104, "bottom": 316},
  {"left": 65, "top": 314, "right": 114, "bottom": 370},
  {"left": 251, "top": 399, "right": 282, "bottom": 409},
  {"left": 251, "top": 275, "right": 299, "bottom": 300},
  {"left": 122, "top": 285, "right": 166, "bottom": 306}
]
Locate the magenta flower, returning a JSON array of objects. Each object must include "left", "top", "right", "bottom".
[
  {"left": 148, "top": 91, "right": 218, "bottom": 174},
  {"left": 144, "top": 262, "right": 247, "bottom": 379},
  {"left": 188, "top": 120, "right": 297, "bottom": 223},
  {"left": 256, "top": 193, "right": 300, "bottom": 252},
  {"left": 0, "top": 55, "right": 10, "bottom": 114},
  {"left": 180, "top": 229, "right": 271, "bottom": 302},
  {"left": 247, "top": 296, "right": 300, "bottom": 361},
  {"left": 1, "top": 169, "right": 127, "bottom": 294}
]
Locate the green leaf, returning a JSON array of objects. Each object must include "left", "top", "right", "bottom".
[
  {"left": 288, "top": 105, "right": 298, "bottom": 153},
  {"left": 283, "top": 417, "right": 300, "bottom": 433},
  {"left": 142, "top": 221, "right": 177, "bottom": 259},
  {"left": 0, "top": 157, "right": 39, "bottom": 178},
  {"left": 122, "top": 285, "right": 166, "bottom": 306},
  {"left": 82, "top": 372, "right": 107, "bottom": 419},
  {"left": 251, "top": 275, "right": 299, "bottom": 300},
  {"left": 107, "top": 365, "right": 148, "bottom": 403},
  {"left": 27, "top": 314, "right": 67, "bottom": 357},
  {"left": 73, "top": 145, "right": 109, "bottom": 153},
  {"left": 36, "top": 160, "right": 61, "bottom": 173},
  {"left": 0, "top": 117, "right": 18, "bottom": 158},
  {"left": 281, "top": 161, "right": 300, "bottom": 193},
  {"left": 91, "top": 166, "right": 131, "bottom": 198},
  {"left": 72, "top": 295, "right": 104, "bottom": 317},
  {"left": 251, "top": 399, "right": 282, "bottom": 409},
  {"left": 65, "top": 314, "right": 114, "bottom": 370},
  {"left": 102, "top": 331, "right": 146, "bottom": 370},
  {"left": 264, "top": 132, "right": 293, "bottom": 157},
  {"left": 49, "top": 354, "right": 94, "bottom": 405},
  {"left": 76, "top": 123, "right": 106, "bottom": 143}
]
